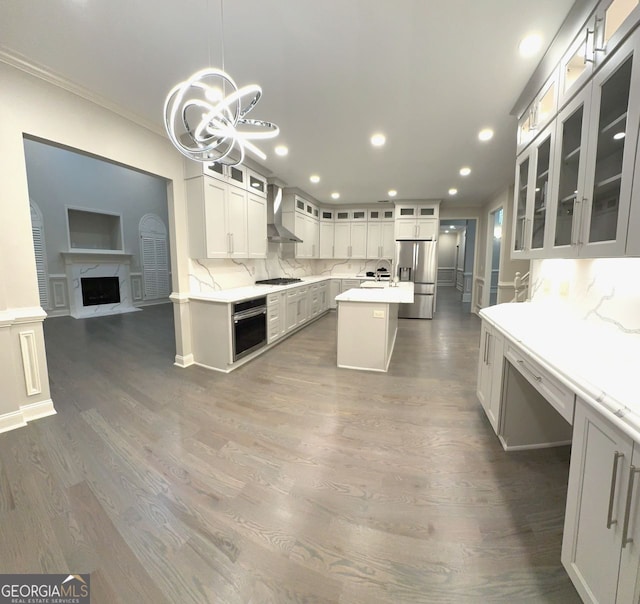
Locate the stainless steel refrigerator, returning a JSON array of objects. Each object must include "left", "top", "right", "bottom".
[{"left": 395, "top": 239, "right": 437, "bottom": 319}]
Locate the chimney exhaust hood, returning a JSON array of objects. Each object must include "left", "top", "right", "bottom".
[{"left": 267, "top": 184, "right": 303, "bottom": 243}]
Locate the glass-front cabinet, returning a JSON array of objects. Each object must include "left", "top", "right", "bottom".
[
  {"left": 595, "top": 0, "right": 640, "bottom": 67},
  {"left": 559, "top": 17, "right": 596, "bottom": 106},
  {"left": 581, "top": 32, "right": 640, "bottom": 256},
  {"left": 517, "top": 71, "right": 558, "bottom": 155},
  {"left": 512, "top": 123, "right": 554, "bottom": 258},
  {"left": 519, "top": 28, "right": 640, "bottom": 259},
  {"left": 547, "top": 90, "right": 592, "bottom": 257}
]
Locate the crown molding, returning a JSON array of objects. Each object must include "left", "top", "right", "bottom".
[{"left": 0, "top": 47, "right": 164, "bottom": 137}]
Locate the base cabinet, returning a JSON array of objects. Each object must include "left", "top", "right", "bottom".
[
  {"left": 562, "top": 398, "right": 640, "bottom": 603},
  {"left": 476, "top": 320, "right": 504, "bottom": 433}
]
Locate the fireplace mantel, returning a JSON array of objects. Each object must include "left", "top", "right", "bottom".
[{"left": 62, "top": 251, "right": 139, "bottom": 319}]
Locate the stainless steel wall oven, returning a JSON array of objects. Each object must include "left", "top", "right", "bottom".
[{"left": 232, "top": 296, "right": 267, "bottom": 361}]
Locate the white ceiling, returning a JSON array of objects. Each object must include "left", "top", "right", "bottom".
[{"left": 0, "top": 0, "right": 576, "bottom": 208}]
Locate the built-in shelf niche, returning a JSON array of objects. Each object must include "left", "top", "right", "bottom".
[{"left": 67, "top": 207, "right": 124, "bottom": 252}]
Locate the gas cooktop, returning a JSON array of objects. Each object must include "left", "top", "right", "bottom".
[{"left": 255, "top": 278, "right": 303, "bottom": 285}]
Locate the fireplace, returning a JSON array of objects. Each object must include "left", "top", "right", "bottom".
[
  {"left": 62, "top": 251, "right": 140, "bottom": 319},
  {"left": 81, "top": 276, "right": 120, "bottom": 306}
]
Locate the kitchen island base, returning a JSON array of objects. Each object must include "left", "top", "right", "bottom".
[{"left": 337, "top": 300, "right": 398, "bottom": 372}]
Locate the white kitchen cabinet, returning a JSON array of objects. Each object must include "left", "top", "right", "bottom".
[
  {"left": 580, "top": 31, "right": 640, "bottom": 257},
  {"left": 476, "top": 320, "right": 505, "bottom": 433},
  {"left": 515, "top": 26, "right": 640, "bottom": 260},
  {"left": 594, "top": 0, "right": 640, "bottom": 71},
  {"left": 247, "top": 169, "right": 267, "bottom": 197},
  {"left": 226, "top": 186, "right": 248, "bottom": 257},
  {"left": 329, "top": 279, "right": 340, "bottom": 309},
  {"left": 185, "top": 176, "right": 253, "bottom": 259},
  {"left": 547, "top": 87, "right": 593, "bottom": 257},
  {"left": 368, "top": 208, "right": 395, "bottom": 221},
  {"left": 247, "top": 192, "right": 266, "bottom": 258},
  {"left": 334, "top": 222, "right": 367, "bottom": 259},
  {"left": 267, "top": 292, "right": 286, "bottom": 343},
  {"left": 517, "top": 69, "right": 559, "bottom": 155},
  {"left": 367, "top": 221, "right": 395, "bottom": 259},
  {"left": 341, "top": 279, "right": 361, "bottom": 293},
  {"left": 318, "top": 282, "right": 329, "bottom": 312},
  {"left": 562, "top": 398, "right": 640, "bottom": 603},
  {"left": 512, "top": 122, "right": 555, "bottom": 258},
  {"left": 285, "top": 286, "right": 309, "bottom": 332},
  {"left": 319, "top": 220, "right": 334, "bottom": 258},
  {"left": 394, "top": 203, "right": 439, "bottom": 240}
]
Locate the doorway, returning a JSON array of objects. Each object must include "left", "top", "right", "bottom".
[
  {"left": 487, "top": 207, "right": 503, "bottom": 307},
  {"left": 437, "top": 219, "right": 476, "bottom": 313}
]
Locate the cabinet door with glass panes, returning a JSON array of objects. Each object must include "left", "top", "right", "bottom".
[
  {"left": 512, "top": 123, "right": 555, "bottom": 258},
  {"left": 580, "top": 31, "right": 640, "bottom": 257},
  {"left": 594, "top": 0, "right": 640, "bottom": 69},
  {"left": 517, "top": 70, "right": 558, "bottom": 156},
  {"left": 559, "top": 14, "right": 597, "bottom": 108},
  {"left": 547, "top": 88, "right": 593, "bottom": 258}
]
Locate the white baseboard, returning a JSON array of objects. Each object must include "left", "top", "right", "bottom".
[
  {"left": 0, "top": 399, "right": 57, "bottom": 435},
  {"left": 499, "top": 435, "right": 572, "bottom": 451},
  {"left": 21, "top": 398, "right": 56, "bottom": 422},
  {"left": 0, "top": 410, "right": 28, "bottom": 434},
  {"left": 174, "top": 353, "right": 194, "bottom": 368}
]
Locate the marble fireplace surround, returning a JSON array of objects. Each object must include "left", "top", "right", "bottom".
[{"left": 62, "top": 251, "right": 140, "bottom": 319}]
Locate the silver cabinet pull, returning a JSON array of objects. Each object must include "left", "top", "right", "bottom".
[
  {"left": 572, "top": 198, "right": 582, "bottom": 246},
  {"left": 622, "top": 465, "right": 640, "bottom": 547},
  {"left": 516, "top": 359, "right": 542, "bottom": 382},
  {"left": 607, "top": 451, "right": 624, "bottom": 528},
  {"left": 486, "top": 333, "right": 492, "bottom": 366}
]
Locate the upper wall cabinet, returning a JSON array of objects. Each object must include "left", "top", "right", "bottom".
[
  {"left": 594, "top": 0, "right": 640, "bottom": 67},
  {"left": 517, "top": 71, "right": 559, "bottom": 155},
  {"left": 513, "top": 22, "right": 640, "bottom": 259},
  {"left": 512, "top": 122, "right": 556, "bottom": 258}
]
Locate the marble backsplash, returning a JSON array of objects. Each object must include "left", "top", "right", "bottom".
[
  {"left": 188, "top": 244, "right": 393, "bottom": 293},
  {"left": 531, "top": 258, "right": 640, "bottom": 335}
]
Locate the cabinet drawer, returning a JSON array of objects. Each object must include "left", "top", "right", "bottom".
[
  {"left": 505, "top": 344, "right": 575, "bottom": 424},
  {"left": 267, "top": 293, "right": 280, "bottom": 305}
]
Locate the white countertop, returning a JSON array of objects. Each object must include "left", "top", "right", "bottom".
[
  {"left": 188, "top": 275, "right": 395, "bottom": 303},
  {"left": 335, "top": 281, "right": 414, "bottom": 303},
  {"left": 481, "top": 303, "right": 640, "bottom": 441}
]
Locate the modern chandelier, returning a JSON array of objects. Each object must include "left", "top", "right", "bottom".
[{"left": 163, "top": 2, "right": 279, "bottom": 166}]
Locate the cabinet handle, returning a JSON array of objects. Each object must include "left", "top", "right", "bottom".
[
  {"left": 486, "top": 333, "right": 492, "bottom": 365},
  {"left": 572, "top": 198, "right": 581, "bottom": 246},
  {"left": 593, "top": 16, "right": 605, "bottom": 54},
  {"left": 622, "top": 465, "right": 640, "bottom": 547},
  {"left": 607, "top": 451, "right": 624, "bottom": 528},
  {"left": 584, "top": 28, "right": 595, "bottom": 64},
  {"left": 516, "top": 359, "right": 542, "bottom": 382},
  {"left": 577, "top": 198, "right": 588, "bottom": 246}
]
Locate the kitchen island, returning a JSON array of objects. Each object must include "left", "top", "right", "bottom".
[{"left": 335, "top": 281, "right": 414, "bottom": 372}]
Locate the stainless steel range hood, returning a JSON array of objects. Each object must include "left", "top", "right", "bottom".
[{"left": 267, "top": 184, "right": 302, "bottom": 243}]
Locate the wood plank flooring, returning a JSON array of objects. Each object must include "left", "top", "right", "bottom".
[{"left": 0, "top": 289, "right": 581, "bottom": 603}]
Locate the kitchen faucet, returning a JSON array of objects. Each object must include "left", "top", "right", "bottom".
[{"left": 375, "top": 258, "right": 393, "bottom": 281}]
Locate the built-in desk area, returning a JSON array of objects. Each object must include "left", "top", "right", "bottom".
[{"left": 477, "top": 302, "right": 640, "bottom": 604}]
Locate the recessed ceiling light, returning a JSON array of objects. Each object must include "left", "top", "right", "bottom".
[
  {"left": 519, "top": 33, "right": 542, "bottom": 58},
  {"left": 448, "top": 188, "right": 458, "bottom": 195},
  {"left": 274, "top": 145, "right": 288, "bottom": 156},
  {"left": 331, "top": 192, "right": 340, "bottom": 199},
  {"left": 613, "top": 132, "right": 626, "bottom": 140},
  {"left": 478, "top": 128, "right": 494, "bottom": 142},
  {"left": 459, "top": 167, "right": 471, "bottom": 176},
  {"left": 370, "top": 133, "right": 386, "bottom": 147},
  {"left": 309, "top": 174, "right": 320, "bottom": 183},
  {"left": 445, "top": 230, "right": 450, "bottom": 234},
  {"left": 388, "top": 189, "right": 397, "bottom": 197}
]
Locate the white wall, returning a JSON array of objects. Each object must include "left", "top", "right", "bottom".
[{"left": 0, "top": 60, "right": 191, "bottom": 431}]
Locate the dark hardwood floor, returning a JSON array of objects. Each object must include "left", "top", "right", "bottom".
[{"left": 0, "top": 294, "right": 581, "bottom": 603}]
